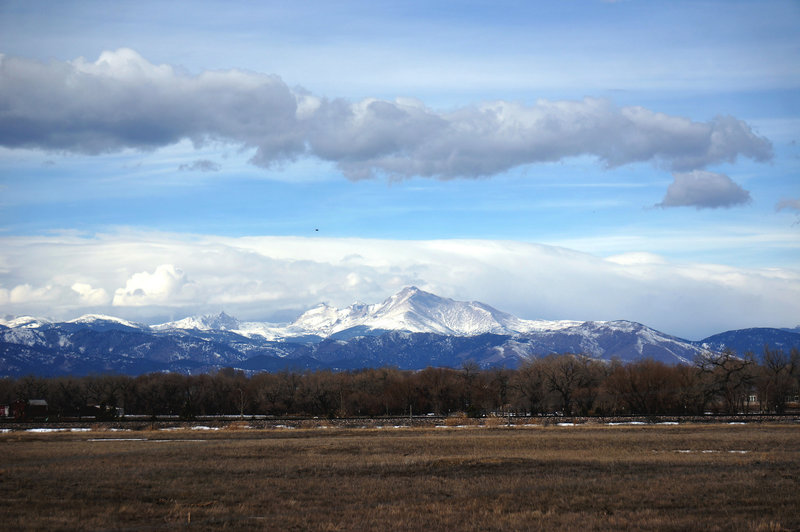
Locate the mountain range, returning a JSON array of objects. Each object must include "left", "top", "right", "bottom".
[{"left": 1, "top": 286, "right": 798, "bottom": 377}]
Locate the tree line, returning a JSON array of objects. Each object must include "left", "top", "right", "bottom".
[{"left": 1, "top": 347, "right": 798, "bottom": 420}]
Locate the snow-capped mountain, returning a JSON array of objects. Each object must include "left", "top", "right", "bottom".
[
  {"left": 2, "top": 287, "right": 798, "bottom": 377},
  {"left": 289, "top": 286, "right": 533, "bottom": 336},
  {"left": 514, "top": 320, "right": 706, "bottom": 365},
  {"left": 290, "top": 286, "right": 581, "bottom": 336},
  {"left": 153, "top": 311, "right": 240, "bottom": 332},
  {"left": 151, "top": 287, "right": 579, "bottom": 340},
  {"left": 0, "top": 316, "right": 53, "bottom": 329},
  {"left": 241, "top": 286, "right": 580, "bottom": 338},
  {"left": 66, "top": 314, "right": 146, "bottom": 330},
  {"left": 153, "top": 312, "right": 297, "bottom": 342}
]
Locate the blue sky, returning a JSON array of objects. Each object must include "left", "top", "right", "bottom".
[{"left": 0, "top": 0, "right": 798, "bottom": 338}]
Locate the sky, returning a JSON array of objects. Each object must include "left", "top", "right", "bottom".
[{"left": 0, "top": 0, "right": 798, "bottom": 339}]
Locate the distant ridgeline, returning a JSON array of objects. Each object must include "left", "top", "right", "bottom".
[{"left": 1, "top": 287, "right": 799, "bottom": 377}]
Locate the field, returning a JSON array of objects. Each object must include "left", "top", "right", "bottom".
[{"left": 2, "top": 423, "right": 799, "bottom": 530}]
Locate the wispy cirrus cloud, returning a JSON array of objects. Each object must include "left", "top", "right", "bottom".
[
  {"left": 0, "top": 49, "right": 772, "bottom": 187},
  {"left": 776, "top": 197, "right": 800, "bottom": 213},
  {"left": 178, "top": 159, "right": 220, "bottom": 172},
  {"left": 776, "top": 197, "right": 800, "bottom": 225}
]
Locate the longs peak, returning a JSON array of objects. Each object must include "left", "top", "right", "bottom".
[{"left": 290, "top": 286, "right": 526, "bottom": 337}]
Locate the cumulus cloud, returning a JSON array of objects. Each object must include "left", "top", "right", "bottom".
[
  {"left": 0, "top": 49, "right": 772, "bottom": 182},
  {"left": 656, "top": 170, "right": 752, "bottom": 209},
  {"left": 0, "top": 233, "right": 798, "bottom": 339},
  {"left": 0, "top": 283, "right": 63, "bottom": 305},
  {"left": 112, "top": 264, "right": 195, "bottom": 306},
  {"left": 179, "top": 159, "right": 221, "bottom": 172},
  {"left": 71, "top": 282, "right": 110, "bottom": 305},
  {"left": 0, "top": 49, "right": 302, "bottom": 159}
]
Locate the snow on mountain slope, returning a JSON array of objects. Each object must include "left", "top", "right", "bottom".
[
  {"left": 3, "top": 286, "right": 794, "bottom": 376},
  {"left": 154, "top": 312, "right": 240, "bottom": 332},
  {"left": 1, "top": 326, "right": 50, "bottom": 347},
  {"left": 363, "top": 286, "right": 511, "bottom": 335},
  {"left": 153, "top": 311, "right": 295, "bottom": 341},
  {"left": 68, "top": 287, "right": 678, "bottom": 345},
  {"left": 68, "top": 314, "right": 146, "bottom": 329},
  {"left": 515, "top": 319, "right": 705, "bottom": 364},
  {"left": 288, "top": 286, "right": 580, "bottom": 337},
  {"left": 286, "top": 301, "right": 371, "bottom": 337},
  {"left": 145, "top": 287, "right": 585, "bottom": 341},
  {"left": 0, "top": 316, "right": 52, "bottom": 328}
]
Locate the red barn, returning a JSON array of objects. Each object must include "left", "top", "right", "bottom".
[{"left": 12, "top": 399, "right": 49, "bottom": 421}]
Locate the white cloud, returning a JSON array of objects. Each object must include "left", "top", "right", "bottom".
[
  {"left": 656, "top": 170, "right": 752, "bottom": 209},
  {"left": 0, "top": 232, "right": 797, "bottom": 339},
  {"left": 0, "top": 49, "right": 772, "bottom": 185},
  {"left": 11, "top": 283, "right": 58, "bottom": 303},
  {"left": 605, "top": 252, "right": 668, "bottom": 266},
  {"left": 71, "top": 282, "right": 110, "bottom": 305},
  {"left": 112, "top": 264, "right": 195, "bottom": 306},
  {"left": 178, "top": 159, "right": 220, "bottom": 172},
  {"left": 0, "top": 283, "right": 63, "bottom": 305}
]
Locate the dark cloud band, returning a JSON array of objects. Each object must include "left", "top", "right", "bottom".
[
  {"left": 657, "top": 170, "right": 752, "bottom": 209},
  {"left": 0, "top": 49, "right": 773, "bottom": 182}
]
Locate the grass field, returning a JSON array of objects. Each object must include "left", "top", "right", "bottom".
[{"left": 2, "top": 423, "right": 798, "bottom": 530}]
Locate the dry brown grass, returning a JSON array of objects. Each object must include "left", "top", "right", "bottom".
[{"left": 1, "top": 424, "right": 798, "bottom": 530}]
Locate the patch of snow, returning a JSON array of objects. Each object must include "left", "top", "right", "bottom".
[
  {"left": 0, "top": 316, "right": 52, "bottom": 328},
  {"left": 674, "top": 449, "right": 746, "bottom": 454},
  {"left": 89, "top": 438, "right": 147, "bottom": 442},
  {"left": 154, "top": 312, "right": 239, "bottom": 332},
  {"left": 280, "top": 286, "right": 586, "bottom": 338},
  {"left": 233, "top": 321, "right": 291, "bottom": 340},
  {"left": 68, "top": 314, "right": 144, "bottom": 328},
  {"left": 2, "top": 328, "right": 47, "bottom": 347}
]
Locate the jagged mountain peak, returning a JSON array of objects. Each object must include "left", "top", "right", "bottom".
[
  {"left": 153, "top": 311, "right": 240, "bottom": 331},
  {"left": 290, "top": 286, "right": 521, "bottom": 337},
  {"left": 205, "top": 311, "right": 239, "bottom": 330},
  {"left": 392, "top": 285, "right": 425, "bottom": 300},
  {"left": 2, "top": 288, "right": 798, "bottom": 376},
  {"left": 380, "top": 286, "right": 453, "bottom": 311}
]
